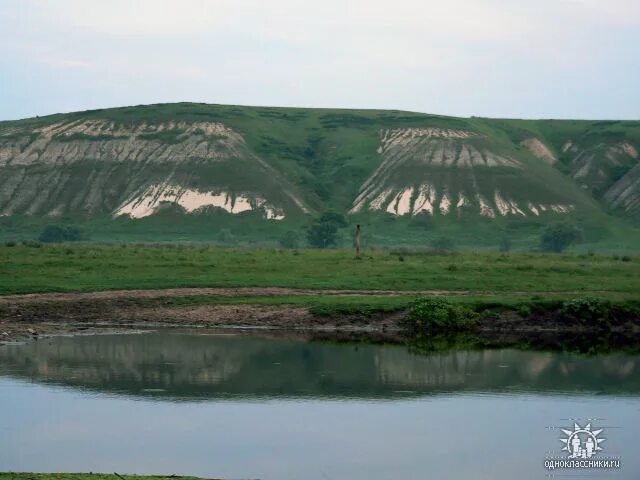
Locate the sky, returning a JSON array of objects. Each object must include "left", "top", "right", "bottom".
[{"left": 1, "top": 0, "right": 639, "bottom": 121}]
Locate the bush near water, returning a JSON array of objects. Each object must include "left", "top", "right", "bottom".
[{"left": 402, "top": 298, "right": 478, "bottom": 335}]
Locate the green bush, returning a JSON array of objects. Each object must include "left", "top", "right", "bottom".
[
  {"left": 515, "top": 303, "right": 532, "bottom": 317},
  {"left": 540, "top": 223, "right": 582, "bottom": 253},
  {"left": 403, "top": 298, "right": 477, "bottom": 335},
  {"left": 560, "top": 297, "right": 611, "bottom": 324},
  {"left": 137, "top": 129, "right": 186, "bottom": 144},
  {"left": 38, "top": 225, "right": 82, "bottom": 243},
  {"left": 306, "top": 212, "right": 347, "bottom": 249}
]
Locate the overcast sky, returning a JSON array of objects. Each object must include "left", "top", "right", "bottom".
[{"left": 1, "top": 0, "right": 639, "bottom": 121}]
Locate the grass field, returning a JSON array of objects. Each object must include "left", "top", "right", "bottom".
[
  {"left": 3, "top": 212, "right": 640, "bottom": 254},
  {"left": 0, "top": 244, "right": 637, "bottom": 297},
  {"left": 0, "top": 475, "right": 204, "bottom": 480}
]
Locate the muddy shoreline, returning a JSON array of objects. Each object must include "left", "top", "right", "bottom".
[
  {"left": 0, "top": 296, "right": 407, "bottom": 342},
  {"left": 2, "top": 292, "right": 640, "bottom": 352}
]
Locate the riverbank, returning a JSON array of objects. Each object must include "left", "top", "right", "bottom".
[
  {"left": 1, "top": 245, "right": 638, "bottom": 346},
  {"left": 1, "top": 289, "right": 638, "bottom": 348}
]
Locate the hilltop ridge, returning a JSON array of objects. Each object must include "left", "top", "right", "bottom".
[{"left": 1, "top": 103, "right": 639, "bottom": 250}]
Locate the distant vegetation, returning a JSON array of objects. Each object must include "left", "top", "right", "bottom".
[
  {"left": 55, "top": 132, "right": 116, "bottom": 142},
  {"left": 38, "top": 225, "right": 83, "bottom": 243},
  {"left": 306, "top": 212, "right": 348, "bottom": 248},
  {"left": 137, "top": 129, "right": 187, "bottom": 144},
  {"left": 540, "top": 223, "right": 582, "bottom": 253}
]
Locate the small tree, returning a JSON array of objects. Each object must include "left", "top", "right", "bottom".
[
  {"left": 317, "top": 211, "right": 348, "bottom": 228},
  {"left": 540, "top": 223, "right": 582, "bottom": 253},
  {"left": 306, "top": 211, "right": 347, "bottom": 249},
  {"left": 38, "top": 225, "right": 82, "bottom": 243},
  {"left": 307, "top": 221, "right": 339, "bottom": 248}
]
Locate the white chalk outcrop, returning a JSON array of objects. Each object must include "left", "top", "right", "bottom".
[
  {"left": 0, "top": 119, "right": 307, "bottom": 218},
  {"left": 114, "top": 183, "right": 285, "bottom": 220},
  {"left": 356, "top": 184, "right": 573, "bottom": 218},
  {"left": 350, "top": 128, "right": 572, "bottom": 218},
  {"left": 520, "top": 137, "right": 557, "bottom": 164}
]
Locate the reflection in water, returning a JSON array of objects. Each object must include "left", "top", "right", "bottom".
[
  {"left": 1, "top": 331, "right": 640, "bottom": 480},
  {"left": 1, "top": 331, "right": 639, "bottom": 399}
]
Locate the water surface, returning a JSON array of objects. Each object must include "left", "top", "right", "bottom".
[{"left": 0, "top": 331, "right": 638, "bottom": 479}]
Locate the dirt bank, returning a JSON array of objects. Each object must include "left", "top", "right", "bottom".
[
  {"left": 1, "top": 289, "right": 638, "bottom": 345},
  {"left": 0, "top": 287, "right": 462, "bottom": 305},
  {"left": 0, "top": 300, "right": 405, "bottom": 342}
]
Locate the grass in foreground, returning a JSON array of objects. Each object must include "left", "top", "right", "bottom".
[
  {"left": 0, "top": 475, "right": 207, "bottom": 480},
  {"left": 0, "top": 244, "right": 638, "bottom": 296}
]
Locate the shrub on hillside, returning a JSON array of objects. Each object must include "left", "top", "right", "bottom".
[
  {"left": 540, "top": 223, "right": 582, "bottom": 253},
  {"left": 38, "top": 225, "right": 82, "bottom": 243},
  {"left": 402, "top": 298, "right": 477, "bottom": 335}
]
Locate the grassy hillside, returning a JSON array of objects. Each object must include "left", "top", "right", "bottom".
[{"left": 0, "top": 103, "right": 639, "bottom": 250}]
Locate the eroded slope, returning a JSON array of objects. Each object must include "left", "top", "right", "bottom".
[
  {"left": 350, "top": 128, "right": 577, "bottom": 219},
  {"left": 0, "top": 119, "right": 308, "bottom": 219}
]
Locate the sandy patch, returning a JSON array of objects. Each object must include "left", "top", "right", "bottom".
[
  {"left": 412, "top": 184, "right": 436, "bottom": 215},
  {"left": 369, "top": 188, "right": 394, "bottom": 211},
  {"left": 476, "top": 194, "right": 496, "bottom": 218},
  {"left": 521, "top": 138, "right": 557, "bottom": 164},
  {"left": 385, "top": 191, "right": 401, "bottom": 215},
  {"left": 621, "top": 142, "right": 638, "bottom": 159},
  {"left": 396, "top": 187, "right": 414, "bottom": 215},
  {"left": 439, "top": 193, "right": 451, "bottom": 215},
  {"left": 549, "top": 204, "right": 574, "bottom": 213},
  {"left": 114, "top": 183, "right": 285, "bottom": 220},
  {"left": 383, "top": 187, "right": 416, "bottom": 216},
  {"left": 494, "top": 191, "right": 510, "bottom": 216}
]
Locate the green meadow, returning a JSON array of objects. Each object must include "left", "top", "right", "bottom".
[{"left": 0, "top": 244, "right": 637, "bottom": 297}]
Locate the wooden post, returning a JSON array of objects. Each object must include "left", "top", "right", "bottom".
[{"left": 355, "top": 224, "right": 361, "bottom": 258}]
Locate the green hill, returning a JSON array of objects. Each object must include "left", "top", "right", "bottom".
[{"left": 0, "top": 103, "right": 639, "bottom": 251}]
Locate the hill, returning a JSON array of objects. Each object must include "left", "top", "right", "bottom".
[{"left": 0, "top": 103, "right": 639, "bottom": 250}]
